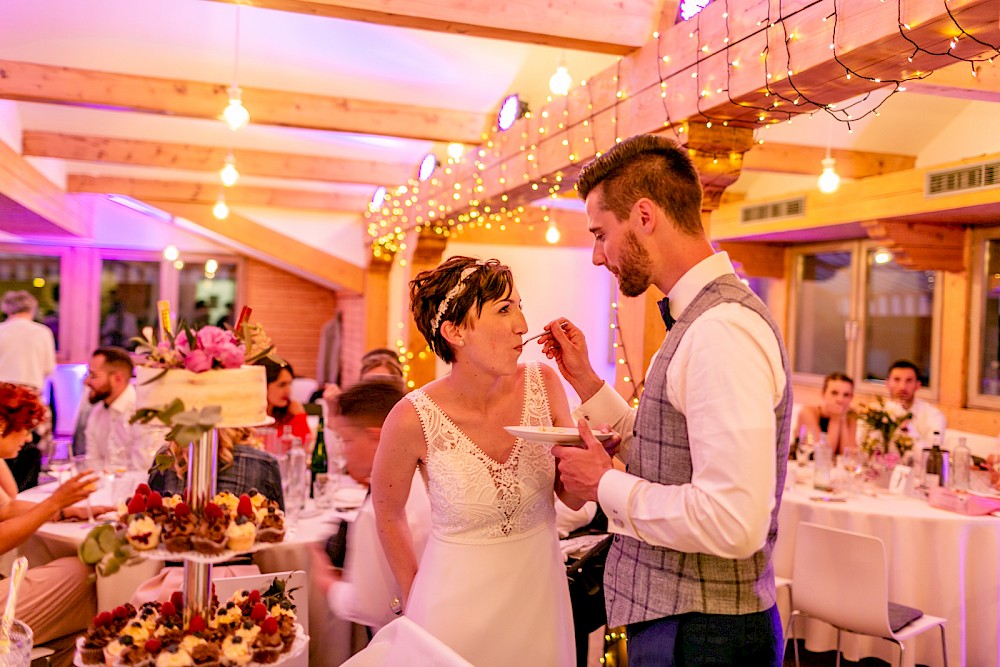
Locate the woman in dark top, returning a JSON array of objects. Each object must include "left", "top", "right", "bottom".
[
  {"left": 147, "top": 427, "right": 284, "bottom": 509},
  {"left": 796, "top": 372, "right": 857, "bottom": 457}
]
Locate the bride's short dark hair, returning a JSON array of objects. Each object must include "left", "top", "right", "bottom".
[{"left": 410, "top": 256, "right": 513, "bottom": 363}]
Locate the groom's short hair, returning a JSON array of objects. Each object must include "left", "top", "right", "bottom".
[{"left": 335, "top": 380, "right": 405, "bottom": 428}]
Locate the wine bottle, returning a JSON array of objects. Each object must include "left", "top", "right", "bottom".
[{"left": 310, "top": 415, "right": 328, "bottom": 498}]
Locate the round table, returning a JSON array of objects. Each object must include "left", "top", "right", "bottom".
[{"left": 775, "top": 479, "right": 1000, "bottom": 667}]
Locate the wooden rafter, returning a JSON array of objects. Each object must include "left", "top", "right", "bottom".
[
  {"left": 386, "top": 0, "right": 1000, "bottom": 235},
  {"left": 0, "top": 136, "right": 90, "bottom": 237},
  {"left": 862, "top": 219, "right": 966, "bottom": 272},
  {"left": 907, "top": 58, "right": 1000, "bottom": 102},
  {"left": 201, "top": 0, "right": 657, "bottom": 55},
  {"left": 151, "top": 201, "right": 366, "bottom": 293},
  {"left": 0, "top": 60, "right": 485, "bottom": 144},
  {"left": 742, "top": 143, "right": 916, "bottom": 178},
  {"left": 67, "top": 176, "right": 370, "bottom": 211},
  {"left": 23, "top": 131, "right": 413, "bottom": 186}
]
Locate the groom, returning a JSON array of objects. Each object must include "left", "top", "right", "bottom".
[{"left": 543, "top": 134, "right": 791, "bottom": 666}]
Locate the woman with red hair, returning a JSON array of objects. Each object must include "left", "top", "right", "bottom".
[{"left": 0, "top": 382, "right": 104, "bottom": 667}]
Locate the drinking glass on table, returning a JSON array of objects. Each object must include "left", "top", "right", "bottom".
[{"left": 70, "top": 455, "right": 98, "bottom": 523}]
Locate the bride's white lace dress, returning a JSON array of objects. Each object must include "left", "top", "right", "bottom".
[{"left": 404, "top": 361, "right": 575, "bottom": 666}]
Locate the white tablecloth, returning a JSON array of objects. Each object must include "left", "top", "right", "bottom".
[{"left": 776, "top": 481, "right": 1000, "bottom": 667}]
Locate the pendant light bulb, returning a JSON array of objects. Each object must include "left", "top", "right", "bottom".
[
  {"left": 163, "top": 245, "right": 180, "bottom": 262},
  {"left": 817, "top": 156, "right": 840, "bottom": 193},
  {"left": 545, "top": 222, "right": 561, "bottom": 244},
  {"left": 220, "top": 154, "right": 240, "bottom": 187},
  {"left": 549, "top": 65, "right": 573, "bottom": 96},
  {"left": 212, "top": 194, "right": 230, "bottom": 220},
  {"left": 223, "top": 85, "right": 250, "bottom": 131}
]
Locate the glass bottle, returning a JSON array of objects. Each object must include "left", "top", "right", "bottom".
[
  {"left": 286, "top": 437, "right": 307, "bottom": 521},
  {"left": 926, "top": 431, "right": 944, "bottom": 489},
  {"left": 952, "top": 436, "right": 971, "bottom": 491},
  {"left": 310, "top": 415, "right": 328, "bottom": 498},
  {"left": 813, "top": 433, "right": 833, "bottom": 492},
  {"left": 279, "top": 425, "right": 295, "bottom": 456}
]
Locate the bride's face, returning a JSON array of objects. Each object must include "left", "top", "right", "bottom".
[{"left": 458, "top": 284, "right": 528, "bottom": 373}]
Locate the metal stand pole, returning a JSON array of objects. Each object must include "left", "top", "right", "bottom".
[{"left": 183, "top": 428, "right": 218, "bottom": 622}]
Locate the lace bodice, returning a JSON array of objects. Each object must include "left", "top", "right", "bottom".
[{"left": 407, "top": 362, "right": 557, "bottom": 545}]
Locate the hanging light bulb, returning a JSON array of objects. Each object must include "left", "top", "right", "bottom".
[
  {"left": 223, "top": 86, "right": 250, "bottom": 131},
  {"left": 205, "top": 259, "right": 219, "bottom": 274},
  {"left": 212, "top": 192, "right": 230, "bottom": 220},
  {"left": 545, "top": 222, "right": 561, "bottom": 244},
  {"left": 549, "top": 63, "right": 572, "bottom": 96},
  {"left": 220, "top": 153, "right": 240, "bottom": 187},
  {"left": 173, "top": 259, "right": 185, "bottom": 270},
  {"left": 446, "top": 143, "right": 465, "bottom": 160},
  {"left": 817, "top": 156, "right": 840, "bottom": 193},
  {"left": 163, "top": 245, "right": 180, "bottom": 262}
]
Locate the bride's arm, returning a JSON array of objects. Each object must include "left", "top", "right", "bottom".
[
  {"left": 541, "top": 364, "right": 587, "bottom": 510},
  {"left": 372, "top": 400, "right": 425, "bottom": 606}
]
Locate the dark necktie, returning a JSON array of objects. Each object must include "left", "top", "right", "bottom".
[{"left": 657, "top": 297, "right": 676, "bottom": 331}]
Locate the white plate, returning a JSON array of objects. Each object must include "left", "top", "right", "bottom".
[
  {"left": 503, "top": 426, "right": 613, "bottom": 445},
  {"left": 329, "top": 487, "right": 367, "bottom": 510}
]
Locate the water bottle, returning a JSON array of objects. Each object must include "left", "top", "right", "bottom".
[
  {"left": 286, "top": 438, "right": 307, "bottom": 521},
  {"left": 279, "top": 425, "right": 296, "bottom": 456},
  {"left": 952, "top": 437, "right": 971, "bottom": 491},
  {"left": 813, "top": 433, "right": 833, "bottom": 492}
]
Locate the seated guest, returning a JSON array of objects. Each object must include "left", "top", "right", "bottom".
[
  {"left": 147, "top": 427, "right": 284, "bottom": 509},
  {"left": 257, "top": 357, "right": 311, "bottom": 445},
  {"left": 311, "top": 380, "right": 431, "bottom": 631},
  {"left": 84, "top": 347, "right": 163, "bottom": 473},
  {"left": 796, "top": 372, "right": 857, "bottom": 456},
  {"left": 314, "top": 347, "right": 408, "bottom": 410},
  {"left": 0, "top": 382, "right": 106, "bottom": 667},
  {"left": 887, "top": 359, "right": 946, "bottom": 450}
]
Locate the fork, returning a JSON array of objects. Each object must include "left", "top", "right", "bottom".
[{"left": 522, "top": 323, "right": 567, "bottom": 345}]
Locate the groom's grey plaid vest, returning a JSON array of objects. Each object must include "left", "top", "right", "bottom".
[{"left": 604, "top": 274, "right": 792, "bottom": 627}]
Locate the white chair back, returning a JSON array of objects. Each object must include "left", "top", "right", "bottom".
[
  {"left": 213, "top": 570, "right": 308, "bottom": 667},
  {"left": 792, "top": 522, "right": 893, "bottom": 638}
]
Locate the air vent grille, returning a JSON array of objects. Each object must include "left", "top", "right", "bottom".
[
  {"left": 740, "top": 197, "right": 805, "bottom": 224},
  {"left": 926, "top": 161, "right": 1000, "bottom": 197}
]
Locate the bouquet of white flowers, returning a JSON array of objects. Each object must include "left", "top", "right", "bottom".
[{"left": 856, "top": 396, "right": 914, "bottom": 458}]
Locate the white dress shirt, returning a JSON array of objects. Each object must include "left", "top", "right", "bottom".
[
  {"left": 906, "top": 398, "right": 947, "bottom": 451},
  {"left": 84, "top": 384, "right": 163, "bottom": 473},
  {"left": 328, "top": 473, "right": 432, "bottom": 630},
  {"left": 576, "top": 252, "right": 787, "bottom": 560},
  {"left": 0, "top": 317, "right": 56, "bottom": 390}
]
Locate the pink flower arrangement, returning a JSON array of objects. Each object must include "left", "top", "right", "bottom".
[{"left": 137, "top": 325, "right": 248, "bottom": 372}]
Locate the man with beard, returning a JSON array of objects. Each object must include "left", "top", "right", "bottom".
[
  {"left": 539, "top": 134, "right": 791, "bottom": 666},
  {"left": 886, "top": 359, "right": 945, "bottom": 452},
  {"left": 84, "top": 347, "right": 161, "bottom": 473}
]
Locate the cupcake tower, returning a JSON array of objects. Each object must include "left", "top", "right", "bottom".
[
  {"left": 79, "top": 583, "right": 300, "bottom": 667},
  {"left": 120, "top": 486, "right": 286, "bottom": 555}
]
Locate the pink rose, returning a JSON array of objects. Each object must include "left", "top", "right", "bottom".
[
  {"left": 194, "top": 326, "right": 244, "bottom": 369},
  {"left": 218, "top": 344, "right": 246, "bottom": 369},
  {"left": 183, "top": 348, "right": 213, "bottom": 373}
]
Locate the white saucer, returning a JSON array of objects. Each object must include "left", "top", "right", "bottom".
[{"left": 503, "top": 426, "right": 613, "bottom": 445}]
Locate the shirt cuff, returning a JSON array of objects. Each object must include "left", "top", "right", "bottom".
[
  {"left": 598, "top": 468, "right": 641, "bottom": 539},
  {"left": 572, "top": 382, "right": 630, "bottom": 423}
]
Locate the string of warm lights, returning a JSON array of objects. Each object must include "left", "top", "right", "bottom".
[
  {"left": 611, "top": 300, "right": 643, "bottom": 406},
  {"left": 365, "top": 0, "right": 1000, "bottom": 255}
]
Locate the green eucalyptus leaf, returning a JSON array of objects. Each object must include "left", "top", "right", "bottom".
[{"left": 155, "top": 451, "right": 175, "bottom": 472}]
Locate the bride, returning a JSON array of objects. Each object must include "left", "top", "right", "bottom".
[{"left": 371, "top": 256, "right": 583, "bottom": 666}]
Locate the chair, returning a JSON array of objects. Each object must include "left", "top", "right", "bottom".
[
  {"left": 214, "top": 570, "right": 309, "bottom": 667},
  {"left": 788, "top": 522, "right": 948, "bottom": 667},
  {"left": 774, "top": 575, "right": 797, "bottom": 664}
]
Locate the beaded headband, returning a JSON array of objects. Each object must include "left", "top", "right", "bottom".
[{"left": 430, "top": 260, "right": 487, "bottom": 335}]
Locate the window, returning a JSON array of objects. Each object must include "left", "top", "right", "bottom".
[
  {"left": 0, "top": 250, "right": 62, "bottom": 349},
  {"left": 789, "top": 241, "right": 941, "bottom": 393},
  {"left": 177, "top": 260, "right": 239, "bottom": 329},
  {"left": 969, "top": 229, "right": 1000, "bottom": 408},
  {"left": 100, "top": 259, "right": 160, "bottom": 350}
]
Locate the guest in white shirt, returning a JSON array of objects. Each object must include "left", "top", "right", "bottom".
[
  {"left": 0, "top": 290, "right": 56, "bottom": 390},
  {"left": 84, "top": 347, "right": 162, "bottom": 473},
  {"left": 887, "top": 359, "right": 946, "bottom": 451},
  {"left": 0, "top": 290, "right": 57, "bottom": 489},
  {"left": 312, "top": 379, "right": 431, "bottom": 631}
]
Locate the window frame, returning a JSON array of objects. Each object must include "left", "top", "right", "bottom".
[
  {"left": 967, "top": 226, "right": 1000, "bottom": 410},
  {"left": 0, "top": 242, "right": 68, "bottom": 356}
]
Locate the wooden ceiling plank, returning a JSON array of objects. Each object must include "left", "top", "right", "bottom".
[
  {"left": 743, "top": 143, "right": 916, "bottom": 178},
  {"left": 0, "top": 59, "right": 485, "bottom": 144},
  {"left": 906, "top": 59, "right": 1000, "bottom": 102},
  {"left": 152, "top": 200, "right": 365, "bottom": 293},
  {"left": 200, "top": 0, "right": 656, "bottom": 55},
  {"left": 67, "top": 175, "right": 371, "bottom": 211},
  {"left": 23, "top": 131, "right": 414, "bottom": 185},
  {"left": 0, "top": 136, "right": 91, "bottom": 237}
]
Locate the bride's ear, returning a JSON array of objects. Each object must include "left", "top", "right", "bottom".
[{"left": 440, "top": 321, "right": 464, "bottom": 349}]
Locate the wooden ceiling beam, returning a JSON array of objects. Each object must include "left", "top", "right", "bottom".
[
  {"left": 67, "top": 175, "right": 371, "bottom": 211},
  {"left": 0, "top": 135, "right": 91, "bottom": 237},
  {"left": 0, "top": 59, "right": 485, "bottom": 144},
  {"left": 906, "top": 59, "right": 1000, "bottom": 102},
  {"left": 201, "top": 0, "right": 656, "bottom": 55},
  {"left": 862, "top": 220, "right": 966, "bottom": 272},
  {"left": 151, "top": 200, "right": 365, "bottom": 293},
  {"left": 742, "top": 143, "right": 916, "bottom": 178},
  {"left": 23, "top": 131, "right": 413, "bottom": 186},
  {"left": 447, "top": 207, "right": 594, "bottom": 248},
  {"left": 383, "top": 0, "right": 1000, "bottom": 236}
]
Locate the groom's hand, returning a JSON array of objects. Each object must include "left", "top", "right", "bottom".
[{"left": 552, "top": 419, "right": 614, "bottom": 502}]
